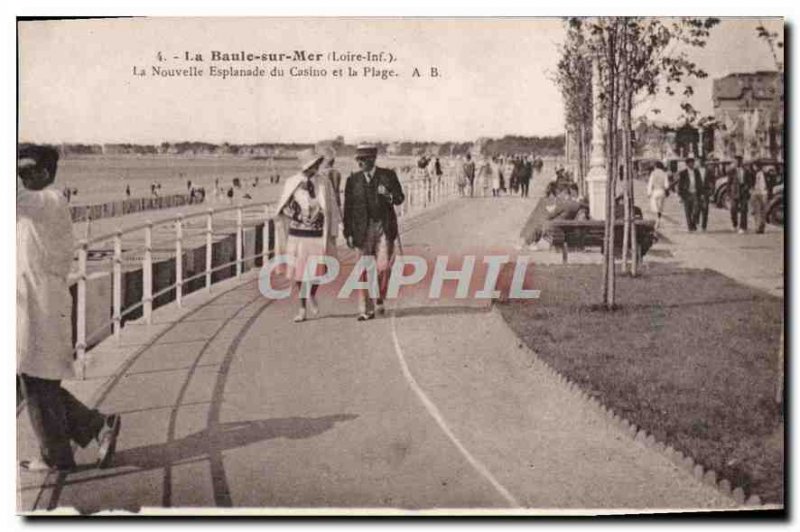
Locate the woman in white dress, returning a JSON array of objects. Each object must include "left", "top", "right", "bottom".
[
  {"left": 491, "top": 157, "right": 502, "bottom": 197},
  {"left": 275, "top": 155, "right": 341, "bottom": 322},
  {"left": 646, "top": 161, "right": 670, "bottom": 231}
]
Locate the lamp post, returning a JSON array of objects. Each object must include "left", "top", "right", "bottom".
[{"left": 585, "top": 57, "right": 608, "bottom": 220}]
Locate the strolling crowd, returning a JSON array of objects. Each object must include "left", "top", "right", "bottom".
[
  {"left": 452, "top": 153, "right": 543, "bottom": 198},
  {"left": 647, "top": 155, "right": 778, "bottom": 234}
]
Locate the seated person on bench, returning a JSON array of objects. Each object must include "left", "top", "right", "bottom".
[{"left": 518, "top": 184, "right": 587, "bottom": 249}]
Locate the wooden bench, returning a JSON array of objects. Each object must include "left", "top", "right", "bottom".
[{"left": 544, "top": 219, "right": 656, "bottom": 264}]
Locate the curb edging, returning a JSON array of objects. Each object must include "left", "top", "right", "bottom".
[{"left": 490, "top": 304, "right": 769, "bottom": 510}]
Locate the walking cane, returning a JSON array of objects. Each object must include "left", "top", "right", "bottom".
[{"left": 394, "top": 204, "right": 405, "bottom": 256}]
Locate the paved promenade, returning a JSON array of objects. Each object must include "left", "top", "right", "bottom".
[
  {"left": 19, "top": 173, "right": 777, "bottom": 514},
  {"left": 637, "top": 180, "right": 784, "bottom": 298}
]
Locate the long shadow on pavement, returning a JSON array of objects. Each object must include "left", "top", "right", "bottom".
[{"left": 27, "top": 415, "right": 358, "bottom": 493}]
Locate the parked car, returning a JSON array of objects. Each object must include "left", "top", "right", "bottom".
[
  {"left": 714, "top": 159, "right": 783, "bottom": 209},
  {"left": 765, "top": 183, "right": 784, "bottom": 226},
  {"left": 704, "top": 159, "right": 734, "bottom": 207}
]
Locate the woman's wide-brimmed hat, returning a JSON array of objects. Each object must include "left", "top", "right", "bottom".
[{"left": 301, "top": 155, "right": 325, "bottom": 173}]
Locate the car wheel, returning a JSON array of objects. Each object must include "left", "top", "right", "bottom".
[{"left": 766, "top": 198, "right": 784, "bottom": 226}]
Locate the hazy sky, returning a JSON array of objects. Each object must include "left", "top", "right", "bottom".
[{"left": 18, "top": 17, "right": 782, "bottom": 144}]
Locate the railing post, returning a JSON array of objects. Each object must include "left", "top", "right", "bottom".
[
  {"left": 205, "top": 209, "right": 214, "bottom": 290},
  {"left": 143, "top": 222, "right": 153, "bottom": 324},
  {"left": 112, "top": 230, "right": 122, "bottom": 340},
  {"left": 175, "top": 215, "right": 183, "bottom": 308},
  {"left": 236, "top": 206, "right": 243, "bottom": 277},
  {"left": 262, "top": 205, "right": 270, "bottom": 264},
  {"left": 76, "top": 240, "right": 88, "bottom": 379}
]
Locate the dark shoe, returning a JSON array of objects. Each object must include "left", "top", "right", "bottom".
[
  {"left": 357, "top": 313, "right": 375, "bottom": 322},
  {"left": 97, "top": 414, "right": 121, "bottom": 469},
  {"left": 20, "top": 458, "right": 74, "bottom": 473},
  {"left": 375, "top": 301, "right": 385, "bottom": 315}
]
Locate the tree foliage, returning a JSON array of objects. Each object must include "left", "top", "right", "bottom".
[
  {"left": 755, "top": 21, "right": 784, "bottom": 72},
  {"left": 558, "top": 17, "right": 719, "bottom": 308}
]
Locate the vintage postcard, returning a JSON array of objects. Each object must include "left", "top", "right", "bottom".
[{"left": 16, "top": 16, "right": 784, "bottom": 515}]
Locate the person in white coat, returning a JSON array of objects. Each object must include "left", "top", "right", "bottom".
[
  {"left": 17, "top": 144, "right": 121, "bottom": 472},
  {"left": 646, "top": 161, "right": 671, "bottom": 231},
  {"left": 274, "top": 155, "right": 341, "bottom": 323}
]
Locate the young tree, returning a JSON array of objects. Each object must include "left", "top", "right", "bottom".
[
  {"left": 569, "top": 17, "right": 719, "bottom": 308},
  {"left": 617, "top": 17, "right": 718, "bottom": 276},
  {"left": 554, "top": 20, "right": 593, "bottom": 196}
]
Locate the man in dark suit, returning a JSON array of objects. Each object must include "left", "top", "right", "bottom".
[
  {"left": 343, "top": 144, "right": 406, "bottom": 320},
  {"left": 677, "top": 157, "right": 702, "bottom": 231},
  {"left": 727, "top": 155, "right": 753, "bottom": 233},
  {"left": 519, "top": 157, "right": 533, "bottom": 198},
  {"left": 696, "top": 157, "right": 715, "bottom": 231}
]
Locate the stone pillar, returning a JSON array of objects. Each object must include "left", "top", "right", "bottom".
[
  {"left": 585, "top": 57, "right": 608, "bottom": 220},
  {"left": 698, "top": 128, "right": 704, "bottom": 158}
]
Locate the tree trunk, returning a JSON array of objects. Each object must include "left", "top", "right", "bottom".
[
  {"left": 621, "top": 31, "right": 631, "bottom": 275},
  {"left": 628, "top": 88, "right": 639, "bottom": 276},
  {"left": 602, "top": 28, "right": 618, "bottom": 310}
]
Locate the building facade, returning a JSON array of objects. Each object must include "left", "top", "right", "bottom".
[{"left": 712, "top": 71, "right": 784, "bottom": 160}]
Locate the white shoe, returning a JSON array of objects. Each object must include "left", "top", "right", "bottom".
[
  {"left": 376, "top": 302, "right": 385, "bottom": 315},
  {"left": 293, "top": 308, "right": 307, "bottom": 323},
  {"left": 737, "top": 228, "right": 746, "bottom": 234},
  {"left": 307, "top": 296, "right": 319, "bottom": 316}
]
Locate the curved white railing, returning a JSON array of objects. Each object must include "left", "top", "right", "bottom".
[{"left": 70, "top": 173, "right": 459, "bottom": 377}]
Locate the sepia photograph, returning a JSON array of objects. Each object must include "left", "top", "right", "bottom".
[{"left": 15, "top": 14, "right": 785, "bottom": 516}]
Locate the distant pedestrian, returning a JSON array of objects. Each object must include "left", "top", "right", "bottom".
[
  {"left": 677, "top": 157, "right": 702, "bottom": 231},
  {"left": 477, "top": 157, "right": 491, "bottom": 196},
  {"left": 750, "top": 161, "right": 769, "bottom": 234},
  {"left": 519, "top": 157, "right": 533, "bottom": 198},
  {"left": 491, "top": 158, "right": 502, "bottom": 197},
  {"left": 647, "top": 161, "right": 670, "bottom": 231},
  {"left": 417, "top": 156, "right": 432, "bottom": 205},
  {"left": 17, "top": 144, "right": 121, "bottom": 473},
  {"left": 125, "top": 184, "right": 131, "bottom": 197},
  {"left": 455, "top": 156, "right": 467, "bottom": 197},
  {"left": 727, "top": 155, "right": 752, "bottom": 233},
  {"left": 513, "top": 157, "right": 524, "bottom": 195},
  {"left": 504, "top": 158, "right": 516, "bottom": 195},
  {"left": 463, "top": 153, "right": 476, "bottom": 197},
  {"left": 697, "top": 157, "right": 714, "bottom": 231}
]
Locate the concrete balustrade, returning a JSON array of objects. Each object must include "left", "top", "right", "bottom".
[{"left": 67, "top": 175, "right": 457, "bottom": 378}]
